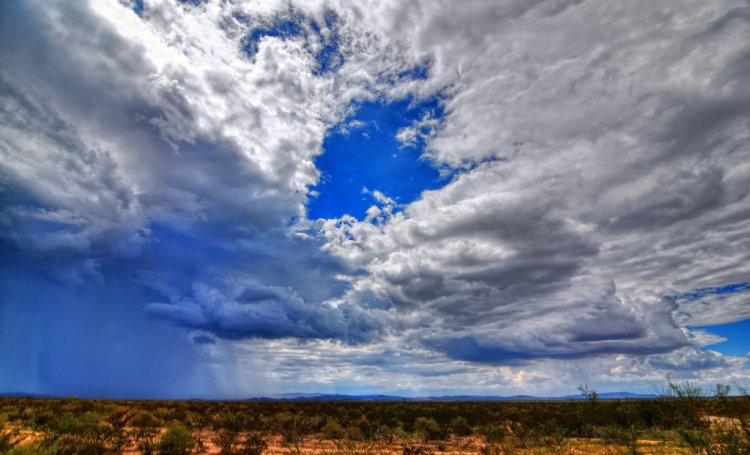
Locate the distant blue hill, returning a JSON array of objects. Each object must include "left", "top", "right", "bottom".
[
  {"left": 246, "top": 392, "right": 660, "bottom": 402},
  {"left": 560, "top": 391, "right": 659, "bottom": 400},
  {"left": 0, "top": 391, "right": 660, "bottom": 401}
]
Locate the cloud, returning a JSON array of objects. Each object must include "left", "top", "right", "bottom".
[
  {"left": 395, "top": 110, "right": 441, "bottom": 148},
  {"left": 192, "top": 335, "right": 217, "bottom": 345},
  {"left": 320, "top": 164, "right": 688, "bottom": 362},
  {"left": 216, "top": 335, "right": 750, "bottom": 398},
  {"left": 672, "top": 283, "right": 750, "bottom": 326},
  {"left": 2, "top": 0, "right": 750, "bottom": 397},
  {"left": 0, "top": 73, "right": 147, "bottom": 258},
  {"left": 646, "top": 348, "right": 734, "bottom": 372},
  {"left": 0, "top": 0, "right": 416, "bottom": 395},
  {"left": 145, "top": 276, "right": 386, "bottom": 343},
  {"left": 317, "top": 0, "right": 750, "bottom": 366}
]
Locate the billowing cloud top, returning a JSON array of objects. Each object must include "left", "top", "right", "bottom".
[{"left": 1, "top": 0, "right": 749, "bottom": 398}]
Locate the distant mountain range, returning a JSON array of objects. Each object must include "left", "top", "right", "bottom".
[
  {"left": 1, "top": 391, "right": 660, "bottom": 401},
  {"left": 245, "top": 391, "right": 660, "bottom": 402}
]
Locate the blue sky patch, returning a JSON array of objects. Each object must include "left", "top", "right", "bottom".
[
  {"left": 314, "top": 37, "right": 342, "bottom": 74},
  {"left": 398, "top": 60, "right": 431, "bottom": 81},
  {"left": 132, "top": 0, "right": 144, "bottom": 14},
  {"left": 673, "top": 282, "right": 750, "bottom": 303},
  {"left": 311, "top": 10, "right": 343, "bottom": 75},
  {"left": 242, "top": 18, "right": 305, "bottom": 56},
  {"left": 670, "top": 282, "right": 750, "bottom": 358},
  {"left": 307, "top": 97, "right": 446, "bottom": 220},
  {"left": 133, "top": 0, "right": 202, "bottom": 14},
  {"left": 697, "top": 319, "right": 750, "bottom": 357}
]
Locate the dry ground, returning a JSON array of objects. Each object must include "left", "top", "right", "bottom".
[
  {"left": 0, "top": 423, "right": 708, "bottom": 454},
  {"left": 10, "top": 430, "right": 683, "bottom": 455}
]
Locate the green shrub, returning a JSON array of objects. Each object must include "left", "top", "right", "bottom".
[
  {"left": 213, "top": 411, "right": 252, "bottom": 433},
  {"left": 1, "top": 429, "right": 17, "bottom": 452},
  {"left": 129, "top": 410, "right": 162, "bottom": 429},
  {"left": 414, "top": 417, "right": 442, "bottom": 441},
  {"left": 449, "top": 416, "right": 471, "bottom": 436},
  {"left": 479, "top": 424, "right": 507, "bottom": 445},
  {"left": 44, "top": 413, "right": 109, "bottom": 455},
  {"left": 128, "top": 410, "right": 162, "bottom": 454},
  {"left": 272, "top": 411, "right": 313, "bottom": 448},
  {"left": 373, "top": 424, "right": 396, "bottom": 442},
  {"left": 156, "top": 426, "right": 194, "bottom": 455},
  {"left": 354, "top": 414, "right": 373, "bottom": 439},
  {"left": 345, "top": 425, "right": 364, "bottom": 441},
  {"left": 4, "top": 443, "right": 60, "bottom": 455},
  {"left": 667, "top": 379, "right": 750, "bottom": 454},
  {"left": 594, "top": 425, "right": 634, "bottom": 447},
  {"left": 321, "top": 418, "right": 346, "bottom": 440}
]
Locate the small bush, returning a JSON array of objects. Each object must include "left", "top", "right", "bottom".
[
  {"left": 129, "top": 410, "right": 163, "bottom": 429},
  {"left": 449, "top": 416, "right": 471, "bottom": 437},
  {"left": 44, "top": 413, "right": 109, "bottom": 455},
  {"left": 594, "top": 425, "right": 634, "bottom": 447},
  {"left": 321, "top": 418, "right": 346, "bottom": 440},
  {"left": 129, "top": 410, "right": 162, "bottom": 455},
  {"left": 539, "top": 419, "right": 569, "bottom": 454},
  {"left": 345, "top": 425, "right": 364, "bottom": 441},
  {"left": 414, "top": 417, "right": 442, "bottom": 441},
  {"left": 156, "top": 425, "right": 194, "bottom": 455},
  {"left": 4, "top": 443, "right": 60, "bottom": 455},
  {"left": 479, "top": 424, "right": 507, "bottom": 445},
  {"left": 273, "top": 412, "right": 308, "bottom": 446},
  {"left": 1, "top": 429, "right": 17, "bottom": 452}
]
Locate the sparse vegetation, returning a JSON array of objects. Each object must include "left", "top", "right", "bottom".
[
  {"left": 0, "top": 380, "right": 748, "bottom": 453},
  {"left": 156, "top": 425, "right": 194, "bottom": 455}
]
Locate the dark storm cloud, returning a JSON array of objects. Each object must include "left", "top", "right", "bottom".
[
  {"left": 192, "top": 335, "right": 217, "bottom": 345},
  {"left": 0, "top": 247, "right": 215, "bottom": 398},
  {"left": 0, "top": 0, "right": 395, "bottom": 396},
  {"left": 438, "top": 333, "right": 683, "bottom": 365},
  {"left": 144, "top": 257, "right": 386, "bottom": 343},
  {"left": 413, "top": 283, "right": 690, "bottom": 364},
  {"left": 0, "top": 73, "right": 146, "bottom": 258}
]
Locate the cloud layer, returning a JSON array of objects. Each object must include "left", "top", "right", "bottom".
[{"left": 1, "top": 0, "right": 749, "bottom": 397}]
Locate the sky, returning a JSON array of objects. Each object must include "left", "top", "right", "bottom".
[{"left": 0, "top": 0, "right": 749, "bottom": 399}]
